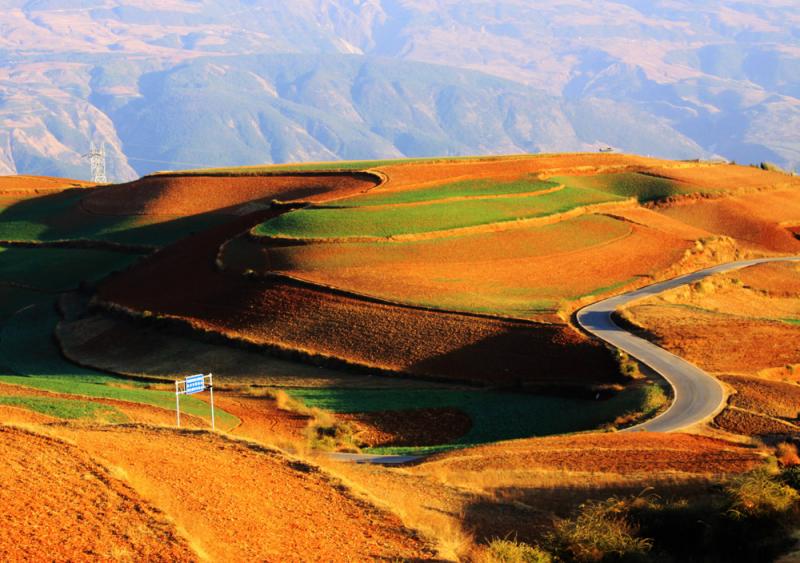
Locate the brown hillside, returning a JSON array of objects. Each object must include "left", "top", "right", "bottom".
[
  {"left": 96, "top": 209, "right": 620, "bottom": 387},
  {"left": 81, "top": 172, "right": 379, "bottom": 216},
  {"left": 0, "top": 425, "right": 194, "bottom": 561},
  {"left": 0, "top": 175, "right": 93, "bottom": 194}
]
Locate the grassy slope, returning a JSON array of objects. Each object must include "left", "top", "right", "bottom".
[
  {"left": 0, "top": 246, "right": 140, "bottom": 291},
  {"left": 0, "top": 191, "right": 239, "bottom": 427},
  {"left": 255, "top": 186, "right": 623, "bottom": 239},
  {"left": 266, "top": 214, "right": 635, "bottom": 317},
  {"left": 333, "top": 178, "right": 560, "bottom": 207},
  {"left": 0, "top": 191, "right": 223, "bottom": 246},
  {"left": 288, "top": 385, "right": 659, "bottom": 454},
  {"left": 0, "top": 299, "right": 237, "bottom": 428},
  {"left": 0, "top": 395, "right": 128, "bottom": 423},
  {"left": 551, "top": 173, "right": 692, "bottom": 203}
]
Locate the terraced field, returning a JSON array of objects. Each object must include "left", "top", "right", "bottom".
[{"left": 3, "top": 156, "right": 800, "bottom": 561}]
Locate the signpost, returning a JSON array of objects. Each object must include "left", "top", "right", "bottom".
[{"left": 175, "top": 373, "right": 215, "bottom": 430}]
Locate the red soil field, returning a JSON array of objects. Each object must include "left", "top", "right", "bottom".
[
  {"left": 422, "top": 432, "right": 762, "bottom": 474},
  {"left": 642, "top": 164, "right": 799, "bottom": 193},
  {"left": 623, "top": 305, "right": 800, "bottom": 375},
  {"left": 81, "top": 172, "right": 379, "bottom": 216},
  {"left": 719, "top": 374, "right": 800, "bottom": 420},
  {"left": 96, "top": 210, "right": 621, "bottom": 386},
  {"left": 714, "top": 408, "right": 798, "bottom": 438},
  {"left": 52, "top": 425, "right": 434, "bottom": 561},
  {"left": 0, "top": 426, "right": 194, "bottom": 561},
  {"left": 376, "top": 153, "right": 685, "bottom": 190},
  {"left": 736, "top": 261, "right": 800, "bottom": 296},
  {"left": 655, "top": 189, "right": 800, "bottom": 253},
  {"left": 606, "top": 206, "right": 712, "bottom": 241},
  {"left": 208, "top": 392, "right": 309, "bottom": 446},
  {"left": 343, "top": 408, "right": 472, "bottom": 447},
  {"left": 261, "top": 216, "right": 691, "bottom": 318},
  {"left": 0, "top": 175, "right": 92, "bottom": 194}
]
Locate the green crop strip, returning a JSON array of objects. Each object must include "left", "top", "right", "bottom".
[
  {"left": 287, "top": 385, "right": 654, "bottom": 454},
  {"left": 0, "top": 395, "right": 128, "bottom": 423},
  {"left": 255, "top": 187, "right": 623, "bottom": 240}
]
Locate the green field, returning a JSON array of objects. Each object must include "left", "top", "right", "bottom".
[
  {"left": 288, "top": 385, "right": 662, "bottom": 454},
  {"left": 0, "top": 395, "right": 128, "bottom": 423},
  {"left": 552, "top": 173, "right": 691, "bottom": 203},
  {"left": 255, "top": 186, "right": 623, "bottom": 240},
  {"left": 0, "top": 190, "right": 223, "bottom": 246},
  {"left": 0, "top": 300, "right": 238, "bottom": 429},
  {"left": 334, "top": 178, "right": 560, "bottom": 207},
  {"left": 0, "top": 246, "right": 140, "bottom": 291}
]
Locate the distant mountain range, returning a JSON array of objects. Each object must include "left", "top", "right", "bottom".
[{"left": 1, "top": 0, "right": 798, "bottom": 180}]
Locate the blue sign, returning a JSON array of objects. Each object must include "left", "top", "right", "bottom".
[{"left": 184, "top": 374, "right": 206, "bottom": 395}]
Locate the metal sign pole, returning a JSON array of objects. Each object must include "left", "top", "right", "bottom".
[
  {"left": 175, "top": 380, "right": 181, "bottom": 428},
  {"left": 209, "top": 373, "right": 215, "bottom": 431}
]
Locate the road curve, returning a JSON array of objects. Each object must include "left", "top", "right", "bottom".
[
  {"left": 577, "top": 256, "right": 800, "bottom": 433},
  {"left": 333, "top": 256, "right": 800, "bottom": 463}
]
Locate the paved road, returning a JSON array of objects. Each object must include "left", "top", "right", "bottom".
[
  {"left": 333, "top": 256, "right": 800, "bottom": 462},
  {"left": 577, "top": 256, "right": 800, "bottom": 433}
]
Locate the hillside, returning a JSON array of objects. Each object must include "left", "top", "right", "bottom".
[
  {"left": 90, "top": 154, "right": 800, "bottom": 390},
  {"left": 1, "top": 1, "right": 799, "bottom": 178},
  {"left": 2, "top": 156, "right": 800, "bottom": 560}
]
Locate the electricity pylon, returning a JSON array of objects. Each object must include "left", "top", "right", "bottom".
[{"left": 85, "top": 142, "right": 108, "bottom": 183}]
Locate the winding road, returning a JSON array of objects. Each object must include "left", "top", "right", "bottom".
[
  {"left": 577, "top": 256, "right": 800, "bottom": 433},
  {"left": 336, "top": 256, "right": 800, "bottom": 463}
]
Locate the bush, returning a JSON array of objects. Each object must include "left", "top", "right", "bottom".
[
  {"left": 776, "top": 443, "right": 800, "bottom": 467},
  {"left": 726, "top": 469, "right": 799, "bottom": 518},
  {"left": 546, "top": 498, "right": 652, "bottom": 562},
  {"left": 485, "top": 538, "right": 552, "bottom": 563}
]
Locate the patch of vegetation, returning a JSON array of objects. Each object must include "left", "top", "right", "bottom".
[
  {"left": 0, "top": 190, "right": 223, "bottom": 246},
  {"left": 254, "top": 187, "right": 623, "bottom": 240},
  {"left": 543, "top": 474, "right": 800, "bottom": 563},
  {"left": 0, "top": 246, "right": 140, "bottom": 291},
  {"left": 552, "top": 173, "right": 690, "bottom": 203},
  {"left": 485, "top": 538, "right": 553, "bottom": 563},
  {"left": 0, "top": 394, "right": 127, "bottom": 423},
  {"left": 0, "top": 300, "right": 238, "bottom": 429},
  {"left": 286, "top": 385, "right": 656, "bottom": 454},
  {"left": 546, "top": 497, "right": 652, "bottom": 562},
  {"left": 336, "top": 178, "right": 560, "bottom": 207}
]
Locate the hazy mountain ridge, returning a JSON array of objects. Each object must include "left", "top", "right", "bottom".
[{"left": 0, "top": 0, "right": 797, "bottom": 179}]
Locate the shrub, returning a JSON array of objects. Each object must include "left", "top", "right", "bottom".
[
  {"left": 776, "top": 443, "right": 800, "bottom": 467},
  {"left": 726, "top": 469, "right": 799, "bottom": 518},
  {"left": 760, "top": 162, "right": 786, "bottom": 173},
  {"left": 546, "top": 498, "right": 652, "bottom": 562},
  {"left": 484, "top": 538, "right": 553, "bottom": 563},
  {"left": 615, "top": 350, "right": 642, "bottom": 380}
]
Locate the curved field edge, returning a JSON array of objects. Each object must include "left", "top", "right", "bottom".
[
  {"left": 0, "top": 296, "right": 238, "bottom": 429},
  {"left": 251, "top": 187, "right": 628, "bottom": 241}
]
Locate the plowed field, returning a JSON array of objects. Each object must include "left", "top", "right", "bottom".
[
  {"left": 421, "top": 432, "right": 761, "bottom": 474},
  {"left": 83, "top": 173, "right": 378, "bottom": 216},
  {"left": 97, "top": 210, "right": 620, "bottom": 386},
  {"left": 259, "top": 216, "right": 689, "bottom": 317},
  {"left": 656, "top": 189, "right": 800, "bottom": 252},
  {"left": 0, "top": 175, "right": 92, "bottom": 193}
]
